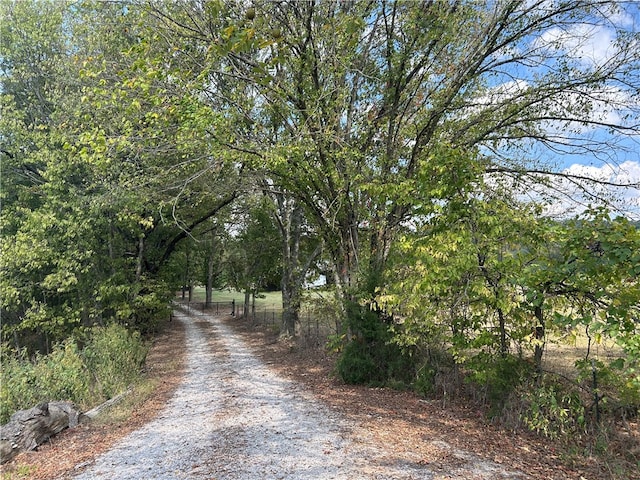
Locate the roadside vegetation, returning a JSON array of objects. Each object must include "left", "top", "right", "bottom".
[{"left": 0, "top": 323, "right": 149, "bottom": 424}]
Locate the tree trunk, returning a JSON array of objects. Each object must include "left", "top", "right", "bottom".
[
  {"left": 498, "top": 307, "right": 507, "bottom": 357},
  {"left": 205, "top": 269, "right": 213, "bottom": 307},
  {"left": 185, "top": 250, "right": 193, "bottom": 303},
  {"left": 270, "top": 194, "right": 313, "bottom": 338},
  {"left": 205, "top": 249, "right": 214, "bottom": 308},
  {"left": 244, "top": 289, "right": 250, "bottom": 320},
  {"left": 135, "top": 234, "right": 144, "bottom": 283},
  {"left": 182, "top": 251, "right": 189, "bottom": 300},
  {"left": 280, "top": 202, "right": 303, "bottom": 337},
  {"left": 0, "top": 401, "right": 80, "bottom": 464},
  {"left": 281, "top": 270, "right": 301, "bottom": 337}
]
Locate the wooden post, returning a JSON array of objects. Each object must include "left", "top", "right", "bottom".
[{"left": 592, "top": 359, "right": 600, "bottom": 425}]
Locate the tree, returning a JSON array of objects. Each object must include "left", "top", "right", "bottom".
[
  {"left": 1, "top": 0, "right": 116, "bottom": 349},
  {"left": 151, "top": 0, "right": 639, "bottom": 310},
  {"left": 381, "top": 159, "right": 548, "bottom": 378},
  {"left": 265, "top": 188, "right": 322, "bottom": 337},
  {"left": 521, "top": 209, "right": 640, "bottom": 379},
  {"left": 384, "top": 182, "right": 639, "bottom": 410},
  {"left": 1, "top": 0, "right": 241, "bottom": 347},
  {"left": 222, "top": 197, "right": 282, "bottom": 316},
  {"left": 202, "top": 222, "right": 224, "bottom": 308}
]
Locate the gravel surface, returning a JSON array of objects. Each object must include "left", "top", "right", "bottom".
[{"left": 70, "top": 310, "right": 525, "bottom": 479}]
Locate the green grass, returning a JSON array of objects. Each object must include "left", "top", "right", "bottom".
[
  {"left": 180, "top": 288, "right": 283, "bottom": 310},
  {"left": 177, "top": 287, "right": 342, "bottom": 339},
  {"left": 0, "top": 464, "right": 36, "bottom": 479},
  {"left": 182, "top": 287, "right": 335, "bottom": 311}
]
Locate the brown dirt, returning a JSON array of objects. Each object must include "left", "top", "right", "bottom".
[
  {"left": 2, "top": 313, "right": 638, "bottom": 480},
  {"left": 229, "top": 318, "right": 640, "bottom": 480}
]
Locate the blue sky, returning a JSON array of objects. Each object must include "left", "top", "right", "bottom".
[{"left": 499, "top": 1, "right": 640, "bottom": 218}]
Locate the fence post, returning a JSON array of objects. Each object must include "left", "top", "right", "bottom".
[{"left": 591, "top": 359, "right": 600, "bottom": 425}]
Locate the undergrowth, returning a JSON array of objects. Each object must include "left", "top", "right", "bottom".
[
  {"left": 0, "top": 323, "right": 149, "bottom": 424},
  {"left": 336, "top": 326, "right": 639, "bottom": 479}
]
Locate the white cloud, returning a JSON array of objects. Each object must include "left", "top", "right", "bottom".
[
  {"left": 473, "top": 79, "right": 635, "bottom": 141},
  {"left": 543, "top": 161, "right": 640, "bottom": 219},
  {"left": 599, "top": 3, "right": 636, "bottom": 29},
  {"left": 482, "top": 79, "right": 530, "bottom": 102},
  {"left": 535, "top": 23, "right": 618, "bottom": 69},
  {"left": 540, "top": 85, "right": 636, "bottom": 138}
]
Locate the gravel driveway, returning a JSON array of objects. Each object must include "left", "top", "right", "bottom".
[{"left": 70, "top": 310, "right": 525, "bottom": 479}]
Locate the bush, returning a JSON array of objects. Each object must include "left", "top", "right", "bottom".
[
  {"left": 337, "top": 340, "right": 380, "bottom": 384},
  {"left": 520, "top": 380, "right": 585, "bottom": 440},
  {"left": 414, "top": 363, "right": 437, "bottom": 396},
  {"left": 336, "top": 302, "right": 416, "bottom": 386},
  {"left": 0, "top": 341, "right": 91, "bottom": 424},
  {"left": 34, "top": 340, "right": 92, "bottom": 405},
  {"left": 131, "top": 282, "right": 172, "bottom": 334},
  {"left": 0, "top": 323, "right": 148, "bottom": 424},
  {"left": 575, "top": 359, "right": 640, "bottom": 421},
  {"left": 0, "top": 350, "right": 38, "bottom": 424},
  {"left": 82, "top": 323, "right": 148, "bottom": 399},
  {"left": 464, "top": 352, "right": 532, "bottom": 415}
]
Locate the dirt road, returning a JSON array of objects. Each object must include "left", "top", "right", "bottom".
[{"left": 69, "top": 311, "right": 526, "bottom": 479}]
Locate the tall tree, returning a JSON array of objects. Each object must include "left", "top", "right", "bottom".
[
  {"left": 222, "top": 196, "right": 282, "bottom": 315},
  {"left": 1, "top": 0, "right": 241, "bottom": 348},
  {"left": 264, "top": 188, "right": 321, "bottom": 337},
  {"left": 150, "top": 0, "right": 640, "bottom": 313},
  {"left": 1, "top": 0, "right": 114, "bottom": 348}
]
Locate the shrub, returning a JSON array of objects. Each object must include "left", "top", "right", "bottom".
[
  {"left": 520, "top": 381, "right": 585, "bottom": 440},
  {"left": 82, "top": 323, "right": 148, "bottom": 399},
  {"left": 464, "top": 352, "right": 532, "bottom": 415},
  {"left": 414, "top": 362, "right": 437, "bottom": 396},
  {"left": 34, "top": 339, "right": 92, "bottom": 405},
  {"left": 336, "top": 302, "right": 416, "bottom": 386},
  {"left": 0, "top": 350, "right": 38, "bottom": 424},
  {"left": 131, "top": 282, "right": 172, "bottom": 334},
  {"left": 336, "top": 340, "right": 380, "bottom": 384},
  {"left": 0, "top": 322, "right": 148, "bottom": 424}
]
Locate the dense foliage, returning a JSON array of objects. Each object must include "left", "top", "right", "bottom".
[{"left": 0, "top": 323, "right": 147, "bottom": 424}]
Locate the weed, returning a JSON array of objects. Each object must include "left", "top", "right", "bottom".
[
  {"left": 519, "top": 380, "right": 585, "bottom": 440},
  {"left": 1, "top": 323, "right": 148, "bottom": 424},
  {"left": 0, "top": 463, "right": 35, "bottom": 479}
]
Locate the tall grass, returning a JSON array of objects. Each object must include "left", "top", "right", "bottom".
[{"left": 0, "top": 323, "right": 148, "bottom": 424}]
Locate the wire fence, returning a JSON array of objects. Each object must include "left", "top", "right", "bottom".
[{"left": 174, "top": 300, "right": 340, "bottom": 348}]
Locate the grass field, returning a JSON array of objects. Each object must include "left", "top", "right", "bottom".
[
  {"left": 176, "top": 287, "right": 342, "bottom": 342},
  {"left": 177, "top": 288, "right": 283, "bottom": 309},
  {"left": 543, "top": 334, "right": 623, "bottom": 377}
]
